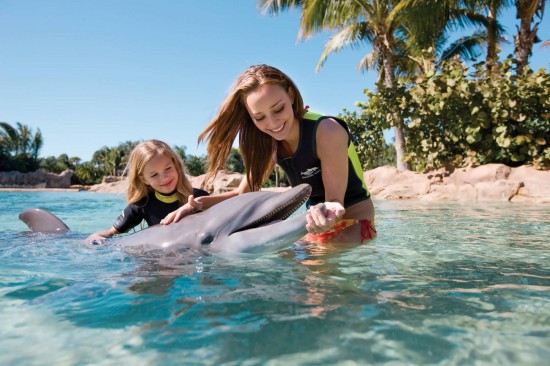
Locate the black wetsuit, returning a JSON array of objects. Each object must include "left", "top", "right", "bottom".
[
  {"left": 113, "top": 188, "right": 209, "bottom": 233},
  {"left": 276, "top": 110, "right": 370, "bottom": 208}
]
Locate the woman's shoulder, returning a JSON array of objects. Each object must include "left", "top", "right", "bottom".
[
  {"left": 304, "top": 111, "right": 346, "bottom": 131},
  {"left": 316, "top": 117, "right": 348, "bottom": 137}
]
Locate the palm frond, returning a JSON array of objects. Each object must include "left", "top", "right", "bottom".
[
  {"left": 315, "top": 23, "right": 369, "bottom": 71},
  {"left": 300, "top": 0, "right": 364, "bottom": 39},
  {"left": 257, "top": 0, "right": 303, "bottom": 15},
  {"left": 357, "top": 50, "right": 381, "bottom": 72},
  {"left": 440, "top": 30, "right": 486, "bottom": 62}
]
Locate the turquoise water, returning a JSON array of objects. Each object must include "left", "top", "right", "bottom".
[{"left": 0, "top": 191, "right": 549, "bottom": 365}]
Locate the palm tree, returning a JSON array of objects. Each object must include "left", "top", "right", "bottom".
[
  {"left": 0, "top": 121, "right": 20, "bottom": 155},
  {"left": 455, "top": 0, "right": 512, "bottom": 70},
  {"left": 0, "top": 121, "right": 43, "bottom": 159},
  {"left": 91, "top": 146, "right": 112, "bottom": 172},
  {"left": 173, "top": 145, "right": 187, "bottom": 161},
  {"left": 402, "top": 0, "right": 512, "bottom": 73},
  {"left": 107, "top": 147, "right": 124, "bottom": 176},
  {"left": 69, "top": 156, "right": 81, "bottom": 167},
  {"left": 515, "top": 0, "right": 547, "bottom": 73},
  {"left": 29, "top": 129, "right": 43, "bottom": 160}
]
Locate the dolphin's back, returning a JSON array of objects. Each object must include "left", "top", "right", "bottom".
[{"left": 19, "top": 208, "right": 70, "bottom": 233}]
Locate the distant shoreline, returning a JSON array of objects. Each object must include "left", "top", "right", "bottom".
[{"left": 0, "top": 187, "right": 85, "bottom": 192}]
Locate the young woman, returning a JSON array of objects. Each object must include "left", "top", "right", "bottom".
[
  {"left": 165, "top": 64, "right": 376, "bottom": 244},
  {"left": 86, "top": 139, "right": 210, "bottom": 245}
]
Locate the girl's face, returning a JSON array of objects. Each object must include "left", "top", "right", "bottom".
[
  {"left": 140, "top": 152, "right": 179, "bottom": 194},
  {"left": 244, "top": 83, "right": 297, "bottom": 142}
]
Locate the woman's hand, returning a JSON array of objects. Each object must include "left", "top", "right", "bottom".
[
  {"left": 306, "top": 201, "right": 345, "bottom": 234},
  {"left": 161, "top": 195, "right": 203, "bottom": 225}
]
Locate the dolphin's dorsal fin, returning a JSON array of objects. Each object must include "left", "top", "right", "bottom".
[{"left": 19, "top": 208, "right": 70, "bottom": 233}]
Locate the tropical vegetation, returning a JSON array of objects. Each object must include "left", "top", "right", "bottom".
[{"left": 0, "top": 122, "right": 43, "bottom": 172}]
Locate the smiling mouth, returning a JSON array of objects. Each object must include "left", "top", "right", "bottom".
[
  {"left": 271, "top": 122, "right": 285, "bottom": 133},
  {"left": 162, "top": 179, "right": 174, "bottom": 188}
]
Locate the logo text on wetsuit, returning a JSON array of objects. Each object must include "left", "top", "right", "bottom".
[{"left": 301, "top": 167, "right": 321, "bottom": 180}]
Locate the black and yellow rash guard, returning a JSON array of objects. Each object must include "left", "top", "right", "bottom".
[
  {"left": 276, "top": 110, "right": 370, "bottom": 208},
  {"left": 113, "top": 188, "right": 209, "bottom": 233}
]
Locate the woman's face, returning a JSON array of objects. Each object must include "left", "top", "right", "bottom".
[
  {"left": 244, "top": 83, "right": 296, "bottom": 141},
  {"left": 140, "top": 152, "right": 179, "bottom": 194}
]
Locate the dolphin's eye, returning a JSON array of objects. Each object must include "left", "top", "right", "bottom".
[{"left": 200, "top": 233, "right": 214, "bottom": 245}]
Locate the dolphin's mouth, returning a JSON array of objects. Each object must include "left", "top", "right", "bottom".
[{"left": 234, "top": 187, "right": 310, "bottom": 233}]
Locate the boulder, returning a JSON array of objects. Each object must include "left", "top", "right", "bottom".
[
  {"left": 0, "top": 169, "right": 73, "bottom": 188},
  {"left": 443, "top": 164, "right": 511, "bottom": 186}
]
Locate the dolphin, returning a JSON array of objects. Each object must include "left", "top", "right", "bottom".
[{"left": 18, "top": 184, "right": 314, "bottom": 254}]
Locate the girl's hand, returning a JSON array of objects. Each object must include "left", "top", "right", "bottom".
[
  {"left": 161, "top": 195, "right": 203, "bottom": 225},
  {"left": 86, "top": 233, "right": 106, "bottom": 245},
  {"left": 306, "top": 201, "right": 345, "bottom": 234}
]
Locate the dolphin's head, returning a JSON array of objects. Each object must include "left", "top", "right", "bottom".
[{"left": 203, "top": 183, "right": 312, "bottom": 253}]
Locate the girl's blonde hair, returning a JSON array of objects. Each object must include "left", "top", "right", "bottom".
[
  {"left": 198, "top": 64, "right": 305, "bottom": 191},
  {"left": 125, "top": 139, "right": 193, "bottom": 205}
]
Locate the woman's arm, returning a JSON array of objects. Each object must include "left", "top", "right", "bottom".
[
  {"left": 306, "top": 117, "right": 349, "bottom": 234},
  {"left": 317, "top": 117, "right": 349, "bottom": 205},
  {"left": 197, "top": 177, "right": 251, "bottom": 209}
]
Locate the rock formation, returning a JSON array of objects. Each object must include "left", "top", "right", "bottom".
[
  {"left": 364, "top": 164, "right": 550, "bottom": 203},
  {"left": 82, "top": 164, "right": 550, "bottom": 203},
  {"left": 0, "top": 170, "right": 73, "bottom": 189}
]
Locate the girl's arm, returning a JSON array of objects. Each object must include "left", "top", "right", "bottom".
[
  {"left": 86, "top": 227, "right": 120, "bottom": 245},
  {"left": 86, "top": 204, "right": 139, "bottom": 244},
  {"left": 160, "top": 194, "right": 204, "bottom": 225}
]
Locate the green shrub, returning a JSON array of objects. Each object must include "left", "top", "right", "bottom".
[{"left": 356, "top": 57, "right": 549, "bottom": 171}]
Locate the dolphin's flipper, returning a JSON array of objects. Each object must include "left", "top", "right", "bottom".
[{"left": 19, "top": 208, "right": 70, "bottom": 233}]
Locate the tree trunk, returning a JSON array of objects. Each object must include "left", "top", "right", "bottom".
[
  {"left": 380, "top": 35, "right": 409, "bottom": 171},
  {"left": 486, "top": 6, "right": 498, "bottom": 72},
  {"left": 515, "top": 0, "right": 545, "bottom": 73}
]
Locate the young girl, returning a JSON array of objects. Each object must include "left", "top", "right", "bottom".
[
  {"left": 164, "top": 64, "right": 375, "bottom": 244},
  {"left": 86, "top": 139, "right": 209, "bottom": 245}
]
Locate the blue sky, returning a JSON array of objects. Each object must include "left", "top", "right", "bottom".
[{"left": 1, "top": 1, "right": 548, "bottom": 162}]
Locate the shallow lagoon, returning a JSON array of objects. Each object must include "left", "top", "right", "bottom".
[{"left": 0, "top": 191, "right": 549, "bottom": 365}]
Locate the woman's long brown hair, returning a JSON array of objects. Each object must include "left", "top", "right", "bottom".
[{"left": 198, "top": 64, "right": 304, "bottom": 191}]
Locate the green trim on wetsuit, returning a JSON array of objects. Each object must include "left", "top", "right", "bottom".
[
  {"left": 348, "top": 142, "right": 369, "bottom": 194},
  {"left": 154, "top": 190, "right": 178, "bottom": 204}
]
